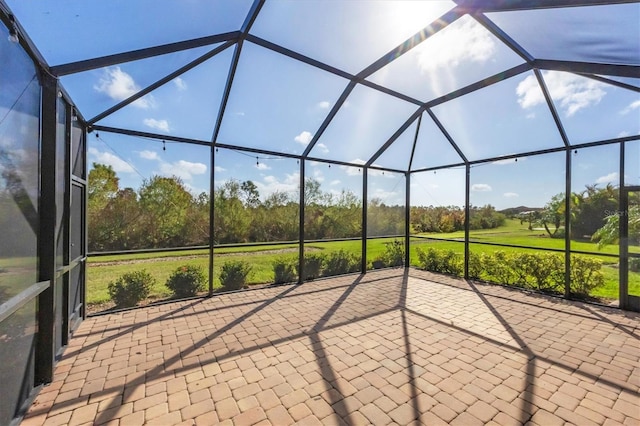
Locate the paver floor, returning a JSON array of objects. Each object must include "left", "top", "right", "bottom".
[{"left": 22, "top": 269, "right": 640, "bottom": 425}]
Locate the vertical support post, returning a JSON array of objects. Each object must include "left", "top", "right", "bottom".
[
  {"left": 81, "top": 123, "right": 88, "bottom": 321},
  {"left": 362, "top": 168, "right": 368, "bottom": 273},
  {"left": 36, "top": 72, "right": 58, "bottom": 384},
  {"left": 298, "top": 160, "right": 305, "bottom": 284},
  {"left": 619, "top": 142, "right": 628, "bottom": 309},
  {"left": 61, "top": 98, "right": 71, "bottom": 347},
  {"left": 208, "top": 145, "right": 215, "bottom": 295},
  {"left": 564, "top": 148, "right": 572, "bottom": 299},
  {"left": 464, "top": 164, "right": 470, "bottom": 279},
  {"left": 405, "top": 172, "right": 410, "bottom": 268}
]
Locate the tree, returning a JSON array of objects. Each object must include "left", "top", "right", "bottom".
[
  {"left": 89, "top": 187, "right": 141, "bottom": 251},
  {"left": 182, "top": 191, "right": 209, "bottom": 246},
  {"left": 592, "top": 205, "right": 640, "bottom": 248},
  {"left": 240, "top": 180, "right": 260, "bottom": 208},
  {"left": 88, "top": 164, "right": 122, "bottom": 250},
  {"left": 573, "top": 184, "right": 618, "bottom": 239},
  {"left": 138, "top": 176, "right": 194, "bottom": 247},
  {"left": 539, "top": 193, "right": 566, "bottom": 238},
  {"left": 88, "top": 163, "right": 119, "bottom": 213},
  {"left": 519, "top": 211, "right": 540, "bottom": 231},
  {"left": 367, "top": 198, "right": 404, "bottom": 237},
  {"left": 214, "top": 180, "right": 251, "bottom": 243}
]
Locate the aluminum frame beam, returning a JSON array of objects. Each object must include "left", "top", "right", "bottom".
[
  {"left": 410, "top": 134, "right": 640, "bottom": 174},
  {"left": 50, "top": 32, "right": 241, "bottom": 76},
  {"left": 532, "top": 59, "right": 640, "bottom": 79},
  {"left": 454, "top": 0, "right": 640, "bottom": 13},
  {"left": 88, "top": 41, "right": 235, "bottom": 125}
]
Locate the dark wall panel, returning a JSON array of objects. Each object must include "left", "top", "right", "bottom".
[{"left": 0, "top": 300, "right": 37, "bottom": 426}]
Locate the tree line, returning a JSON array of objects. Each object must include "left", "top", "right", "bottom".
[
  {"left": 88, "top": 163, "right": 635, "bottom": 252},
  {"left": 524, "top": 183, "right": 640, "bottom": 245},
  {"left": 88, "top": 163, "right": 406, "bottom": 251}
]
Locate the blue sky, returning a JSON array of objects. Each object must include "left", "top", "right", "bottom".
[{"left": 7, "top": 1, "right": 640, "bottom": 210}]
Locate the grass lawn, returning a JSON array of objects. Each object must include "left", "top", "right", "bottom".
[
  {"left": 87, "top": 238, "right": 397, "bottom": 308},
  {"left": 87, "top": 220, "right": 639, "bottom": 310}
]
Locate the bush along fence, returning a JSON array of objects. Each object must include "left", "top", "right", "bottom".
[
  {"left": 415, "top": 247, "right": 605, "bottom": 298},
  {"left": 103, "top": 242, "right": 408, "bottom": 309},
  {"left": 273, "top": 242, "right": 406, "bottom": 283}
]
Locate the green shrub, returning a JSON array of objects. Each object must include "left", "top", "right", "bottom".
[
  {"left": 467, "top": 252, "right": 483, "bottom": 279},
  {"left": 570, "top": 256, "right": 604, "bottom": 297},
  {"left": 166, "top": 264, "right": 206, "bottom": 298},
  {"left": 299, "top": 253, "right": 324, "bottom": 281},
  {"left": 487, "top": 251, "right": 517, "bottom": 285},
  {"left": 108, "top": 270, "right": 155, "bottom": 308},
  {"left": 416, "top": 247, "right": 604, "bottom": 298},
  {"left": 323, "top": 250, "right": 360, "bottom": 277},
  {"left": 273, "top": 256, "right": 297, "bottom": 284},
  {"left": 441, "top": 250, "right": 463, "bottom": 276},
  {"left": 416, "top": 247, "right": 462, "bottom": 276},
  {"left": 383, "top": 240, "right": 405, "bottom": 267},
  {"left": 416, "top": 247, "right": 439, "bottom": 272},
  {"left": 511, "top": 252, "right": 564, "bottom": 292},
  {"left": 220, "top": 260, "right": 252, "bottom": 291},
  {"left": 371, "top": 259, "right": 385, "bottom": 269}
]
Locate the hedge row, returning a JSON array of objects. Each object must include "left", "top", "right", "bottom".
[
  {"left": 273, "top": 241, "right": 406, "bottom": 283},
  {"left": 415, "top": 247, "right": 605, "bottom": 297},
  {"left": 272, "top": 249, "right": 361, "bottom": 283},
  {"left": 108, "top": 265, "right": 207, "bottom": 308}
]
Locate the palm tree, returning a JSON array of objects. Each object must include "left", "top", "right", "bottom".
[{"left": 592, "top": 205, "right": 640, "bottom": 247}]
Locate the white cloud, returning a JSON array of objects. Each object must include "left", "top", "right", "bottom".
[
  {"left": 159, "top": 160, "right": 207, "bottom": 181},
  {"left": 173, "top": 77, "right": 187, "bottom": 91},
  {"left": 416, "top": 17, "right": 495, "bottom": 73},
  {"left": 595, "top": 172, "right": 619, "bottom": 184},
  {"left": 341, "top": 159, "right": 366, "bottom": 176},
  {"left": 515, "top": 75, "right": 542, "bottom": 110},
  {"left": 88, "top": 147, "right": 134, "bottom": 173},
  {"left": 139, "top": 150, "right": 159, "bottom": 160},
  {"left": 516, "top": 71, "right": 606, "bottom": 117},
  {"left": 621, "top": 100, "right": 640, "bottom": 115},
  {"left": 471, "top": 183, "right": 492, "bottom": 192},
  {"left": 330, "top": 179, "right": 341, "bottom": 186},
  {"left": 214, "top": 166, "right": 226, "bottom": 172},
  {"left": 504, "top": 192, "right": 519, "bottom": 198},
  {"left": 143, "top": 118, "right": 170, "bottom": 133},
  {"left": 316, "top": 143, "right": 329, "bottom": 154},
  {"left": 372, "top": 188, "right": 398, "bottom": 202},
  {"left": 94, "top": 66, "right": 154, "bottom": 109},
  {"left": 254, "top": 172, "right": 300, "bottom": 197},
  {"left": 317, "top": 101, "right": 331, "bottom": 109},
  {"left": 294, "top": 131, "right": 313, "bottom": 145},
  {"left": 255, "top": 162, "right": 271, "bottom": 170},
  {"left": 618, "top": 131, "right": 631, "bottom": 138}
]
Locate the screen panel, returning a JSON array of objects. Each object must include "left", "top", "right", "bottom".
[{"left": 0, "top": 22, "right": 41, "bottom": 303}]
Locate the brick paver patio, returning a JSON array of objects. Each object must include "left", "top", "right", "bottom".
[{"left": 22, "top": 269, "right": 640, "bottom": 425}]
